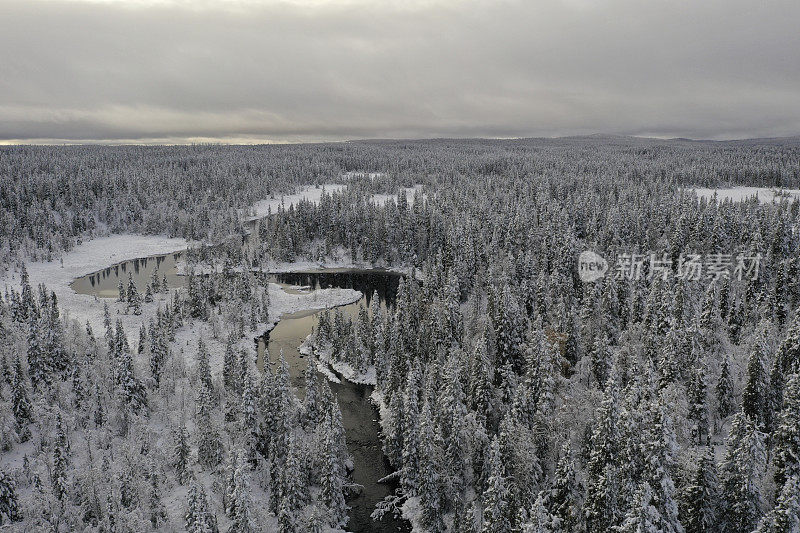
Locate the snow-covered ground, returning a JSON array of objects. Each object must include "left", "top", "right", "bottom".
[
  {"left": 0, "top": 234, "right": 189, "bottom": 341},
  {"left": 242, "top": 183, "right": 346, "bottom": 221},
  {"left": 689, "top": 186, "right": 800, "bottom": 203},
  {"left": 370, "top": 184, "right": 424, "bottom": 206}
]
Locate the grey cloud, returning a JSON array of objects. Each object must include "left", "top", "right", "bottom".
[{"left": 1, "top": 0, "right": 799, "bottom": 142}]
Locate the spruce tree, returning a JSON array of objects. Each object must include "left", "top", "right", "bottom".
[
  {"left": 185, "top": 479, "right": 218, "bottom": 533},
  {"left": 743, "top": 333, "right": 769, "bottom": 428},
  {"left": 719, "top": 411, "right": 766, "bottom": 532},
  {"left": 0, "top": 471, "right": 20, "bottom": 524},
  {"left": 753, "top": 475, "right": 800, "bottom": 533},
  {"left": 584, "top": 377, "right": 622, "bottom": 532},
  {"left": 772, "top": 372, "right": 800, "bottom": 490},
  {"left": 716, "top": 355, "right": 735, "bottom": 419},
  {"left": 11, "top": 356, "right": 32, "bottom": 441},
  {"left": 174, "top": 422, "right": 191, "bottom": 485},
  {"left": 681, "top": 447, "right": 718, "bottom": 533},
  {"left": 481, "top": 437, "right": 512, "bottom": 533},
  {"left": 229, "top": 460, "right": 256, "bottom": 533},
  {"left": 196, "top": 383, "right": 222, "bottom": 469}
]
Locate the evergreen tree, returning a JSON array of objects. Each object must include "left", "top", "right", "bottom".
[
  {"left": 716, "top": 355, "right": 735, "bottom": 419},
  {"left": 229, "top": 460, "right": 256, "bottom": 533},
  {"left": 149, "top": 469, "right": 167, "bottom": 528},
  {"left": 197, "top": 337, "right": 213, "bottom": 391},
  {"left": 11, "top": 356, "right": 32, "bottom": 441},
  {"left": 681, "top": 446, "right": 718, "bottom": 533},
  {"left": 772, "top": 372, "right": 800, "bottom": 490},
  {"left": 320, "top": 416, "right": 347, "bottom": 528},
  {"left": 0, "top": 471, "right": 20, "bottom": 524},
  {"left": 545, "top": 442, "right": 582, "bottom": 532},
  {"left": 614, "top": 482, "right": 661, "bottom": 533},
  {"left": 52, "top": 414, "right": 69, "bottom": 501},
  {"left": 196, "top": 383, "right": 222, "bottom": 469},
  {"left": 584, "top": 378, "right": 623, "bottom": 532},
  {"left": 753, "top": 475, "right": 800, "bottom": 533},
  {"left": 719, "top": 411, "right": 766, "bottom": 532},
  {"left": 687, "top": 362, "right": 709, "bottom": 445},
  {"left": 185, "top": 480, "right": 218, "bottom": 533},
  {"left": 174, "top": 422, "right": 191, "bottom": 485},
  {"left": 481, "top": 437, "right": 512, "bottom": 533},
  {"left": 743, "top": 333, "right": 769, "bottom": 428}
]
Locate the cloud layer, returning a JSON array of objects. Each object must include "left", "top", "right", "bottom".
[{"left": 2, "top": 0, "right": 799, "bottom": 142}]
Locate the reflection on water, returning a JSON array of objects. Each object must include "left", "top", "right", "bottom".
[
  {"left": 257, "top": 270, "right": 409, "bottom": 533},
  {"left": 70, "top": 252, "right": 186, "bottom": 298},
  {"left": 72, "top": 252, "right": 409, "bottom": 531}
]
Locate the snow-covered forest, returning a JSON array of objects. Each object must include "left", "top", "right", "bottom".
[{"left": 1, "top": 136, "right": 800, "bottom": 532}]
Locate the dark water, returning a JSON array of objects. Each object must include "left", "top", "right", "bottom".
[
  {"left": 72, "top": 257, "right": 410, "bottom": 532},
  {"left": 69, "top": 252, "right": 186, "bottom": 297},
  {"left": 257, "top": 270, "right": 410, "bottom": 533}
]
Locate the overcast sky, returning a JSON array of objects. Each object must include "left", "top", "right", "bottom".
[{"left": 1, "top": 0, "right": 799, "bottom": 143}]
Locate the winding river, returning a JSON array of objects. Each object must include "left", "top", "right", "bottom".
[{"left": 71, "top": 255, "right": 409, "bottom": 532}]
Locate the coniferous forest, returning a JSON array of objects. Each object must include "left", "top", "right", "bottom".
[{"left": 1, "top": 137, "right": 800, "bottom": 532}]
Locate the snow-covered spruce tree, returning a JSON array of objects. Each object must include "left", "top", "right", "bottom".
[
  {"left": 196, "top": 383, "right": 222, "bottom": 469},
  {"left": 584, "top": 377, "right": 623, "bottom": 532},
  {"left": 680, "top": 446, "right": 718, "bottom": 533},
  {"left": 197, "top": 336, "right": 213, "bottom": 391},
  {"left": 742, "top": 332, "right": 770, "bottom": 429},
  {"left": 320, "top": 414, "right": 347, "bottom": 529},
  {"left": 719, "top": 411, "right": 767, "bottom": 532},
  {"left": 126, "top": 273, "right": 142, "bottom": 315},
  {"left": 753, "top": 474, "right": 800, "bottom": 533},
  {"left": 481, "top": 437, "right": 512, "bottom": 533},
  {"left": 687, "top": 361, "right": 709, "bottom": 446},
  {"left": 229, "top": 458, "right": 257, "bottom": 533},
  {"left": 185, "top": 479, "right": 219, "bottom": 533},
  {"left": 716, "top": 354, "right": 735, "bottom": 419},
  {"left": 0, "top": 471, "right": 21, "bottom": 524},
  {"left": 543, "top": 442, "right": 582, "bottom": 531},
  {"left": 11, "top": 355, "right": 32, "bottom": 441},
  {"left": 174, "top": 421, "right": 191, "bottom": 485},
  {"left": 772, "top": 372, "right": 800, "bottom": 491}
]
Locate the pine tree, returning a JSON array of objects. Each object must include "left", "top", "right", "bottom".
[
  {"left": 615, "top": 482, "right": 661, "bottom": 533},
  {"left": 118, "top": 279, "right": 126, "bottom": 302},
  {"left": 278, "top": 433, "right": 303, "bottom": 533},
  {"left": 52, "top": 414, "right": 69, "bottom": 501},
  {"left": 641, "top": 397, "right": 684, "bottom": 533},
  {"left": 681, "top": 447, "right": 718, "bottom": 533},
  {"left": 117, "top": 341, "right": 147, "bottom": 413},
  {"left": 138, "top": 323, "right": 147, "bottom": 354},
  {"left": 320, "top": 415, "right": 347, "bottom": 528},
  {"left": 0, "top": 471, "right": 20, "bottom": 524},
  {"left": 223, "top": 334, "right": 238, "bottom": 393},
  {"left": 687, "top": 362, "right": 709, "bottom": 445},
  {"left": 126, "top": 273, "right": 142, "bottom": 315}
]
